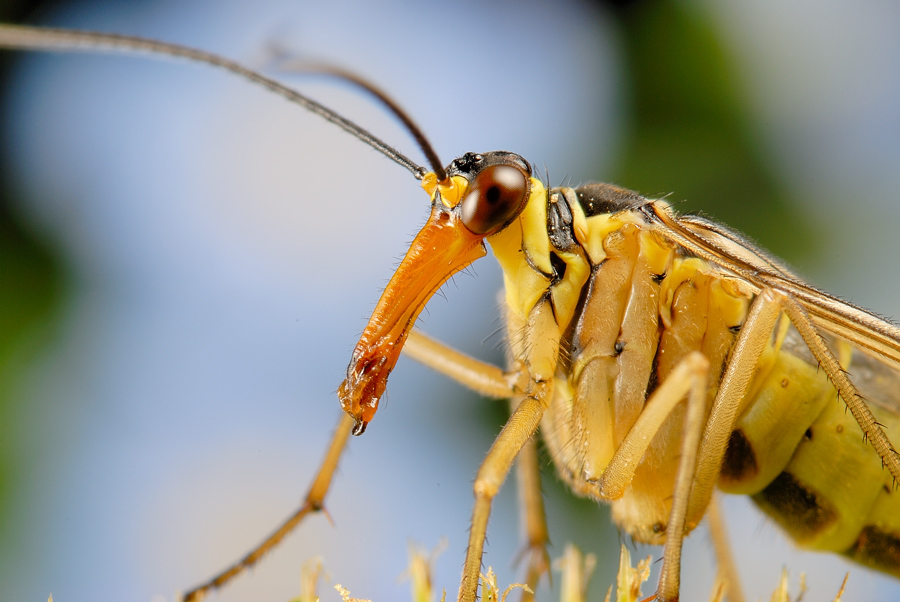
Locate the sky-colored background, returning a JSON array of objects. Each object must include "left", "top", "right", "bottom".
[{"left": 2, "top": 1, "right": 900, "bottom": 601}]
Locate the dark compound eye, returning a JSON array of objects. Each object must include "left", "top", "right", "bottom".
[{"left": 459, "top": 164, "right": 529, "bottom": 235}]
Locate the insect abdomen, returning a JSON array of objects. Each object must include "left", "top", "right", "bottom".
[{"left": 720, "top": 340, "right": 900, "bottom": 577}]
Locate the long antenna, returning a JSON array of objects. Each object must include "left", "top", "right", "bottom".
[
  {"left": 268, "top": 54, "right": 446, "bottom": 181},
  {"left": 0, "top": 23, "right": 433, "bottom": 180}
]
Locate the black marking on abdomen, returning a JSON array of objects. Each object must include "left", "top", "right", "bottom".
[
  {"left": 753, "top": 471, "right": 837, "bottom": 541},
  {"left": 845, "top": 525, "right": 900, "bottom": 579},
  {"left": 720, "top": 429, "right": 758, "bottom": 483}
]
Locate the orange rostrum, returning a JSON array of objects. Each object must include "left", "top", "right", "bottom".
[
  {"left": 337, "top": 182, "right": 485, "bottom": 435},
  {"left": 338, "top": 157, "right": 532, "bottom": 435}
]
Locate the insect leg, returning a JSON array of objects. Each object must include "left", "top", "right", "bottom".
[
  {"left": 587, "top": 351, "right": 709, "bottom": 602},
  {"left": 403, "top": 331, "right": 550, "bottom": 597},
  {"left": 458, "top": 300, "right": 561, "bottom": 602},
  {"left": 706, "top": 493, "right": 746, "bottom": 602},
  {"left": 512, "top": 398, "right": 551, "bottom": 602},
  {"left": 686, "top": 288, "right": 786, "bottom": 529},
  {"left": 778, "top": 292, "right": 900, "bottom": 483},
  {"left": 597, "top": 352, "right": 710, "bottom": 500},
  {"left": 403, "top": 329, "right": 528, "bottom": 398},
  {"left": 458, "top": 383, "right": 551, "bottom": 602},
  {"left": 658, "top": 349, "right": 709, "bottom": 601},
  {"left": 182, "top": 412, "right": 355, "bottom": 602}
]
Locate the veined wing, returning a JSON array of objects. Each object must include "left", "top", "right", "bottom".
[{"left": 644, "top": 202, "right": 900, "bottom": 376}]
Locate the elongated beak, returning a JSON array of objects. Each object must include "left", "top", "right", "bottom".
[{"left": 337, "top": 202, "right": 486, "bottom": 435}]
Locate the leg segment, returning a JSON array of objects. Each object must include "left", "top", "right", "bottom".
[
  {"left": 182, "top": 412, "right": 354, "bottom": 602},
  {"left": 403, "top": 329, "right": 528, "bottom": 399},
  {"left": 706, "top": 493, "right": 745, "bottom": 602},
  {"left": 598, "top": 352, "right": 710, "bottom": 500},
  {"left": 404, "top": 326, "right": 554, "bottom": 600},
  {"left": 512, "top": 396, "right": 550, "bottom": 602},
  {"left": 459, "top": 383, "right": 553, "bottom": 602},
  {"left": 653, "top": 353, "right": 710, "bottom": 602},
  {"left": 779, "top": 294, "right": 900, "bottom": 482},
  {"left": 686, "top": 288, "right": 785, "bottom": 528},
  {"left": 576, "top": 351, "right": 710, "bottom": 602}
]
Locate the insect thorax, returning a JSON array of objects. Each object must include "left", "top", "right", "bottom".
[
  {"left": 487, "top": 181, "right": 900, "bottom": 564},
  {"left": 488, "top": 181, "right": 748, "bottom": 543}
]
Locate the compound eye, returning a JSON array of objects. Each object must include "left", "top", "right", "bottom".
[{"left": 459, "top": 164, "right": 529, "bottom": 235}]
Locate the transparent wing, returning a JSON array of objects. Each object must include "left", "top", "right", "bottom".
[{"left": 646, "top": 203, "right": 900, "bottom": 401}]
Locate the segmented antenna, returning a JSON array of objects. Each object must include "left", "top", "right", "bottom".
[
  {"left": 0, "top": 23, "right": 442, "bottom": 180},
  {"left": 268, "top": 55, "right": 446, "bottom": 181}
]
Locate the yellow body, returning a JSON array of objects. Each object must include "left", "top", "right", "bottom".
[
  {"left": 484, "top": 176, "right": 900, "bottom": 578},
  {"left": 6, "top": 21, "right": 897, "bottom": 602}
]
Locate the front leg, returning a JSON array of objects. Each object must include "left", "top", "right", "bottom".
[
  {"left": 459, "top": 384, "right": 552, "bottom": 602},
  {"left": 512, "top": 397, "right": 551, "bottom": 602},
  {"left": 402, "top": 329, "right": 529, "bottom": 399}
]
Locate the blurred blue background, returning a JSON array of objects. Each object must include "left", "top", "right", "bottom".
[{"left": 1, "top": 1, "right": 899, "bottom": 601}]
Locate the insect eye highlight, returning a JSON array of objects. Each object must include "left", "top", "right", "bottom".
[{"left": 459, "top": 164, "right": 529, "bottom": 235}]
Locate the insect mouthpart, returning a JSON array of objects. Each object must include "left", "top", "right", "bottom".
[{"left": 338, "top": 152, "right": 533, "bottom": 434}]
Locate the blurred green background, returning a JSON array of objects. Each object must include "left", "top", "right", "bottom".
[{"left": 1, "top": 1, "right": 898, "bottom": 601}]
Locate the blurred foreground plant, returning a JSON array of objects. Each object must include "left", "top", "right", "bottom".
[{"left": 293, "top": 542, "right": 850, "bottom": 602}]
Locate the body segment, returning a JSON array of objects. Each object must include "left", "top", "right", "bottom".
[{"left": 488, "top": 176, "right": 900, "bottom": 577}]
